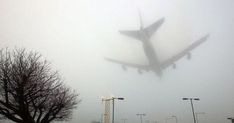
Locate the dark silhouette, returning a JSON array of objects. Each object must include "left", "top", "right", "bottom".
[
  {"left": 227, "top": 117, "right": 234, "bottom": 123},
  {"left": 105, "top": 11, "right": 209, "bottom": 77},
  {"left": 0, "top": 48, "right": 80, "bottom": 123}
]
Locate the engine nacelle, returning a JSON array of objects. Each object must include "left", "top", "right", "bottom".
[
  {"left": 172, "top": 63, "right": 176, "bottom": 69},
  {"left": 187, "top": 52, "right": 191, "bottom": 60},
  {"left": 138, "top": 69, "right": 142, "bottom": 74},
  {"left": 122, "top": 65, "right": 127, "bottom": 71}
]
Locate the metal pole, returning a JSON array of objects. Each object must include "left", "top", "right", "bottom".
[
  {"left": 137, "top": 114, "right": 145, "bottom": 123},
  {"left": 101, "top": 114, "right": 103, "bottom": 123},
  {"left": 172, "top": 116, "right": 177, "bottom": 123},
  {"left": 112, "top": 98, "right": 115, "bottom": 123},
  {"left": 122, "top": 119, "right": 127, "bottom": 123},
  {"left": 140, "top": 115, "right": 143, "bottom": 123},
  {"left": 227, "top": 118, "right": 234, "bottom": 123},
  {"left": 190, "top": 99, "right": 196, "bottom": 123},
  {"left": 165, "top": 118, "right": 169, "bottom": 123},
  {"left": 195, "top": 113, "right": 198, "bottom": 123}
]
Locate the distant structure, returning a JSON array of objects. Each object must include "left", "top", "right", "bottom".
[
  {"left": 105, "top": 11, "right": 209, "bottom": 77},
  {"left": 102, "top": 97, "right": 111, "bottom": 123},
  {"left": 227, "top": 117, "right": 234, "bottom": 123}
]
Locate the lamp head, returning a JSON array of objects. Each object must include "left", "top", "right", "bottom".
[
  {"left": 182, "top": 98, "right": 189, "bottom": 100},
  {"left": 117, "top": 97, "right": 124, "bottom": 100}
]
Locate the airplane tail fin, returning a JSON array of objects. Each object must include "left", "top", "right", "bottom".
[{"left": 138, "top": 9, "right": 144, "bottom": 29}]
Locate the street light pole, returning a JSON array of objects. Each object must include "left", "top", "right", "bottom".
[
  {"left": 121, "top": 119, "right": 127, "bottom": 123},
  {"left": 136, "top": 113, "right": 146, "bottom": 123},
  {"left": 195, "top": 112, "right": 205, "bottom": 123},
  {"left": 112, "top": 97, "right": 124, "bottom": 123},
  {"left": 102, "top": 97, "right": 124, "bottom": 123},
  {"left": 227, "top": 117, "right": 234, "bottom": 123},
  {"left": 171, "top": 115, "right": 178, "bottom": 123},
  {"left": 165, "top": 117, "right": 172, "bottom": 123},
  {"left": 112, "top": 99, "right": 115, "bottom": 123},
  {"left": 182, "top": 98, "right": 200, "bottom": 123},
  {"left": 190, "top": 99, "right": 196, "bottom": 123}
]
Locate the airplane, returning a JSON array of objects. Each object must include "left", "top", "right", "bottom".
[{"left": 105, "top": 12, "right": 209, "bottom": 77}]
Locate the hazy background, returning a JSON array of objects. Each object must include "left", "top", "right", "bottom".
[{"left": 0, "top": 0, "right": 234, "bottom": 123}]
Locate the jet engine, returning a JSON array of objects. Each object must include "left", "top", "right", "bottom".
[
  {"left": 122, "top": 65, "right": 127, "bottom": 71},
  {"left": 187, "top": 52, "right": 191, "bottom": 60}
]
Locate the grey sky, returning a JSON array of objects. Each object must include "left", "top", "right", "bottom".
[{"left": 1, "top": 0, "right": 234, "bottom": 123}]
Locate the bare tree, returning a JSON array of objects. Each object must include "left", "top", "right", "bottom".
[{"left": 0, "top": 48, "right": 80, "bottom": 123}]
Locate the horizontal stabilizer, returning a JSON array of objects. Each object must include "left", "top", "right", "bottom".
[
  {"left": 105, "top": 57, "right": 149, "bottom": 70},
  {"left": 119, "top": 30, "right": 141, "bottom": 41},
  {"left": 145, "top": 18, "right": 165, "bottom": 37}
]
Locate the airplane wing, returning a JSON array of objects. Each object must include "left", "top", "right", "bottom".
[
  {"left": 119, "top": 30, "right": 141, "bottom": 41},
  {"left": 105, "top": 57, "right": 149, "bottom": 70},
  {"left": 160, "top": 34, "right": 210, "bottom": 69},
  {"left": 145, "top": 18, "right": 165, "bottom": 37}
]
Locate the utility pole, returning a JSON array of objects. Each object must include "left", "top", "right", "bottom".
[
  {"left": 136, "top": 113, "right": 146, "bottom": 123},
  {"left": 102, "top": 97, "right": 111, "bottom": 123},
  {"left": 102, "top": 96, "right": 124, "bottom": 123},
  {"left": 227, "top": 117, "right": 234, "bottom": 123},
  {"left": 171, "top": 115, "right": 178, "bottom": 123},
  {"left": 121, "top": 119, "right": 127, "bottom": 123},
  {"left": 182, "top": 98, "right": 200, "bottom": 123}
]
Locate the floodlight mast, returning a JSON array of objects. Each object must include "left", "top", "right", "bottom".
[
  {"left": 171, "top": 115, "right": 178, "bottom": 123},
  {"left": 102, "top": 97, "right": 124, "bottom": 123},
  {"left": 165, "top": 117, "right": 172, "bottom": 123},
  {"left": 182, "top": 98, "right": 200, "bottom": 123},
  {"left": 136, "top": 113, "right": 146, "bottom": 123},
  {"left": 121, "top": 118, "right": 127, "bottom": 123},
  {"left": 112, "top": 97, "right": 124, "bottom": 123},
  {"left": 227, "top": 117, "right": 234, "bottom": 123}
]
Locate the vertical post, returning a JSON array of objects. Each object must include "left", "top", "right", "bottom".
[
  {"left": 140, "top": 115, "right": 143, "bottom": 123},
  {"left": 101, "top": 114, "right": 103, "bottom": 123},
  {"left": 190, "top": 99, "right": 196, "bottom": 123},
  {"left": 165, "top": 118, "right": 168, "bottom": 123},
  {"left": 122, "top": 119, "right": 127, "bottom": 123},
  {"left": 227, "top": 118, "right": 234, "bottom": 123},
  {"left": 171, "top": 116, "right": 177, "bottom": 123},
  {"left": 102, "top": 98, "right": 110, "bottom": 123},
  {"left": 183, "top": 98, "right": 199, "bottom": 123},
  {"left": 112, "top": 98, "right": 115, "bottom": 123},
  {"left": 137, "top": 114, "right": 145, "bottom": 123}
]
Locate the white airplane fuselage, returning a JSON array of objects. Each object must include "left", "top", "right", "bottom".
[
  {"left": 107, "top": 15, "right": 209, "bottom": 77},
  {"left": 139, "top": 28, "right": 162, "bottom": 76}
]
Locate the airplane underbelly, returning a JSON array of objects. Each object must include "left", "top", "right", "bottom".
[{"left": 142, "top": 43, "right": 159, "bottom": 66}]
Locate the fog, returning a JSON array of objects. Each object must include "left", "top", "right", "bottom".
[{"left": 0, "top": 0, "right": 234, "bottom": 123}]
